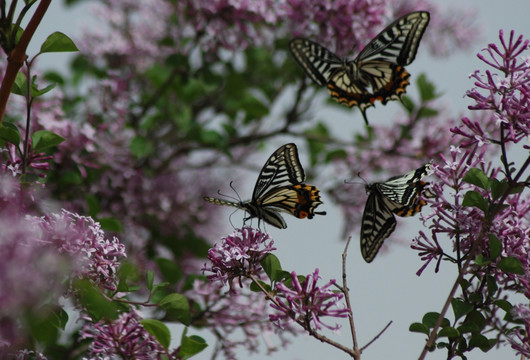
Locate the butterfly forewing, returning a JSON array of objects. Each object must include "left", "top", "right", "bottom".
[
  {"left": 360, "top": 162, "right": 432, "bottom": 262},
  {"left": 289, "top": 11, "right": 430, "bottom": 124},
  {"left": 289, "top": 38, "right": 343, "bottom": 86},
  {"left": 204, "top": 143, "right": 325, "bottom": 229}
]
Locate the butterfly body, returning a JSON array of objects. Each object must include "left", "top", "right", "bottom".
[
  {"left": 204, "top": 144, "right": 326, "bottom": 229},
  {"left": 361, "top": 162, "right": 433, "bottom": 262},
  {"left": 289, "top": 11, "right": 430, "bottom": 124}
]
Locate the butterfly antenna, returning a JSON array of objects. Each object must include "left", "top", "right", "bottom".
[
  {"left": 229, "top": 181, "right": 243, "bottom": 203},
  {"left": 216, "top": 181, "right": 241, "bottom": 203},
  {"left": 344, "top": 171, "right": 368, "bottom": 185}
]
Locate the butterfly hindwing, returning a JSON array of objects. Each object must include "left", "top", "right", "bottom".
[
  {"left": 289, "top": 11, "right": 430, "bottom": 124},
  {"left": 360, "top": 162, "right": 432, "bottom": 262},
  {"left": 204, "top": 143, "right": 326, "bottom": 229}
]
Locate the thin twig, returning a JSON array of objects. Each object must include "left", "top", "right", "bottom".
[
  {"left": 340, "top": 237, "right": 361, "bottom": 359},
  {"left": 361, "top": 321, "right": 393, "bottom": 352}
]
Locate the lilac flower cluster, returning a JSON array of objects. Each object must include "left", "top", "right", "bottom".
[
  {"left": 80, "top": 311, "right": 166, "bottom": 359},
  {"left": 508, "top": 304, "right": 530, "bottom": 357},
  {"left": 186, "top": 278, "right": 297, "bottom": 359},
  {"left": 31, "top": 209, "right": 126, "bottom": 291},
  {"left": 270, "top": 269, "right": 349, "bottom": 331},
  {"left": 203, "top": 227, "right": 276, "bottom": 290}
]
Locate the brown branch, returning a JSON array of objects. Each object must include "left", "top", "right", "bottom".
[
  {"left": 340, "top": 237, "right": 361, "bottom": 359},
  {"left": 0, "top": 0, "right": 51, "bottom": 124}
]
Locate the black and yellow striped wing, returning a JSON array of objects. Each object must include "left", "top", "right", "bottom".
[
  {"left": 204, "top": 143, "right": 326, "bottom": 229},
  {"left": 289, "top": 11, "right": 430, "bottom": 124},
  {"left": 361, "top": 162, "right": 432, "bottom": 262}
]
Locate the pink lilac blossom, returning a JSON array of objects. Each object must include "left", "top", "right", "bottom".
[
  {"left": 80, "top": 311, "right": 167, "bottom": 359},
  {"left": 270, "top": 269, "right": 349, "bottom": 331},
  {"left": 30, "top": 209, "right": 126, "bottom": 291},
  {"left": 186, "top": 278, "right": 298, "bottom": 360},
  {"left": 466, "top": 30, "right": 530, "bottom": 143},
  {"left": 202, "top": 227, "right": 276, "bottom": 290},
  {"left": 1, "top": 143, "right": 52, "bottom": 178}
]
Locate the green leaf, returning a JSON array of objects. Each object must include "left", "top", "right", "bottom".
[
  {"left": 0, "top": 122, "right": 21, "bottom": 145},
  {"left": 462, "top": 190, "right": 489, "bottom": 212},
  {"left": 241, "top": 94, "right": 269, "bottom": 122},
  {"left": 490, "top": 179, "right": 509, "bottom": 200},
  {"left": 130, "top": 135, "right": 154, "bottom": 158},
  {"left": 409, "top": 322, "right": 429, "bottom": 335},
  {"left": 179, "top": 334, "right": 208, "bottom": 359},
  {"left": 469, "top": 334, "right": 496, "bottom": 352},
  {"left": 422, "top": 312, "right": 448, "bottom": 328},
  {"left": 416, "top": 73, "right": 437, "bottom": 102},
  {"left": 98, "top": 217, "right": 122, "bottom": 232},
  {"left": 12, "top": 72, "right": 28, "bottom": 96},
  {"left": 475, "top": 254, "right": 491, "bottom": 266},
  {"left": 324, "top": 149, "right": 347, "bottom": 162},
  {"left": 74, "top": 279, "right": 119, "bottom": 322},
  {"left": 31, "top": 130, "right": 65, "bottom": 153},
  {"left": 260, "top": 254, "right": 282, "bottom": 281},
  {"left": 486, "top": 275, "right": 498, "bottom": 296},
  {"left": 155, "top": 257, "right": 182, "bottom": 284},
  {"left": 85, "top": 194, "right": 101, "bottom": 217},
  {"left": 250, "top": 279, "right": 272, "bottom": 292},
  {"left": 40, "top": 32, "right": 79, "bottom": 53},
  {"left": 117, "top": 261, "right": 140, "bottom": 292},
  {"left": 159, "top": 293, "right": 191, "bottom": 326},
  {"left": 463, "top": 168, "right": 490, "bottom": 190},
  {"left": 401, "top": 95, "right": 415, "bottom": 114},
  {"left": 27, "top": 306, "right": 61, "bottom": 345},
  {"left": 488, "top": 234, "right": 502, "bottom": 259},
  {"left": 451, "top": 299, "right": 473, "bottom": 320},
  {"left": 458, "top": 323, "right": 480, "bottom": 334},
  {"left": 141, "top": 319, "right": 171, "bottom": 349},
  {"left": 493, "top": 299, "right": 513, "bottom": 313},
  {"left": 498, "top": 256, "right": 524, "bottom": 275},
  {"left": 417, "top": 106, "right": 439, "bottom": 118},
  {"left": 146, "top": 270, "right": 155, "bottom": 292},
  {"left": 466, "top": 310, "right": 486, "bottom": 331},
  {"left": 438, "top": 326, "right": 460, "bottom": 338}
]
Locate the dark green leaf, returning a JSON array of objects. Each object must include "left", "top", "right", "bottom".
[
  {"left": 475, "top": 254, "right": 491, "bottom": 266},
  {"left": 155, "top": 258, "right": 182, "bottom": 284},
  {"left": 488, "top": 234, "right": 502, "bottom": 259},
  {"left": 32, "top": 130, "right": 65, "bottom": 153},
  {"left": 250, "top": 279, "right": 271, "bottom": 292},
  {"left": 40, "top": 32, "right": 79, "bottom": 53},
  {"left": 490, "top": 179, "right": 509, "bottom": 200},
  {"left": 486, "top": 275, "right": 498, "bottom": 296},
  {"left": 179, "top": 334, "right": 208, "bottom": 359},
  {"left": 458, "top": 323, "right": 480, "bottom": 334},
  {"left": 401, "top": 95, "right": 414, "bottom": 114},
  {"left": 498, "top": 256, "right": 524, "bottom": 275},
  {"left": 98, "top": 217, "right": 122, "bottom": 232},
  {"left": 27, "top": 306, "right": 61, "bottom": 345},
  {"left": 141, "top": 319, "right": 171, "bottom": 349},
  {"left": 146, "top": 270, "right": 155, "bottom": 292},
  {"left": 417, "top": 106, "right": 439, "bottom": 118},
  {"left": 493, "top": 299, "right": 513, "bottom": 312},
  {"left": 451, "top": 299, "right": 473, "bottom": 320},
  {"left": 438, "top": 326, "right": 460, "bottom": 338},
  {"left": 0, "top": 122, "right": 21, "bottom": 145},
  {"left": 12, "top": 72, "right": 27, "bottom": 96},
  {"left": 324, "top": 149, "right": 347, "bottom": 162},
  {"left": 74, "top": 279, "right": 119, "bottom": 321},
  {"left": 241, "top": 94, "right": 269, "bottom": 122},
  {"left": 117, "top": 261, "right": 140, "bottom": 292},
  {"left": 463, "top": 168, "right": 490, "bottom": 190},
  {"left": 260, "top": 254, "right": 282, "bottom": 281},
  {"left": 409, "top": 322, "right": 429, "bottom": 335},
  {"left": 85, "top": 194, "right": 101, "bottom": 217},
  {"left": 469, "top": 334, "right": 496, "bottom": 352},
  {"left": 159, "top": 293, "right": 191, "bottom": 325},
  {"left": 422, "top": 312, "right": 448, "bottom": 328},
  {"left": 466, "top": 310, "right": 486, "bottom": 331},
  {"left": 462, "top": 190, "right": 488, "bottom": 212},
  {"left": 200, "top": 129, "right": 225, "bottom": 146}
]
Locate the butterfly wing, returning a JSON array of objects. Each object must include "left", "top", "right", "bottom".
[
  {"left": 252, "top": 143, "right": 305, "bottom": 201},
  {"left": 289, "top": 38, "right": 344, "bottom": 86},
  {"left": 327, "top": 11, "right": 430, "bottom": 123},
  {"left": 360, "top": 187, "right": 397, "bottom": 263}
]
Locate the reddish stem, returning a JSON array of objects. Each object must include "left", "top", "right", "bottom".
[{"left": 0, "top": 0, "right": 51, "bottom": 124}]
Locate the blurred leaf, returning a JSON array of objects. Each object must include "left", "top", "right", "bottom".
[
  {"left": 0, "top": 122, "right": 21, "bottom": 145},
  {"left": 463, "top": 168, "right": 490, "bottom": 190},
  {"left": 466, "top": 310, "right": 486, "bottom": 331},
  {"left": 12, "top": 72, "right": 28, "bottom": 96},
  {"left": 469, "top": 334, "right": 496, "bottom": 352},
  {"left": 155, "top": 257, "right": 182, "bottom": 284},
  {"left": 458, "top": 323, "right": 480, "bottom": 334},
  {"left": 32, "top": 130, "right": 65, "bottom": 153},
  {"left": 261, "top": 253, "right": 282, "bottom": 282},
  {"left": 159, "top": 293, "right": 191, "bottom": 326},
  {"left": 200, "top": 129, "right": 226, "bottom": 147},
  {"left": 117, "top": 261, "right": 140, "bottom": 292},
  {"left": 141, "top": 319, "right": 171, "bottom": 349},
  {"left": 475, "top": 254, "right": 490, "bottom": 266},
  {"left": 462, "top": 190, "right": 488, "bottom": 212},
  {"left": 27, "top": 306, "right": 62, "bottom": 345},
  {"left": 130, "top": 135, "right": 154, "bottom": 159},
  {"left": 179, "top": 334, "right": 208, "bottom": 359},
  {"left": 146, "top": 270, "right": 155, "bottom": 292},
  {"left": 422, "top": 312, "right": 449, "bottom": 328},
  {"left": 19, "top": 173, "right": 40, "bottom": 184},
  {"left": 485, "top": 275, "right": 498, "bottom": 296},
  {"left": 241, "top": 94, "right": 269, "bottom": 123},
  {"left": 250, "top": 279, "right": 271, "bottom": 293},
  {"left": 401, "top": 95, "right": 415, "bottom": 114},
  {"left": 324, "top": 149, "right": 347, "bottom": 162},
  {"left": 409, "top": 322, "right": 429, "bottom": 335},
  {"left": 416, "top": 73, "right": 437, "bottom": 102},
  {"left": 498, "top": 256, "right": 524, "bottom": 275},
  {"left": 98, "top": 217, "right": 122, "bottom": 232},
  {"left": 493, "top": 299, "right": 513, "bottom": 313},
  {"left": 438, "top": 326, "right": 460, "bottom": 338},
  {"left": 40, "top": 32, "right": 79, "bottom": 53},
  {"left": 43, "top": 70, "right": 65, "bottom": 86},
  {"left": 85, "top": 194, "right": 101, "bottom": 217},
  {"left": 417, "top": 106, "right": 439, "bottom": 118},
  {"left": 451, "top": 299, "right": 473, "bottom": 320}
]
